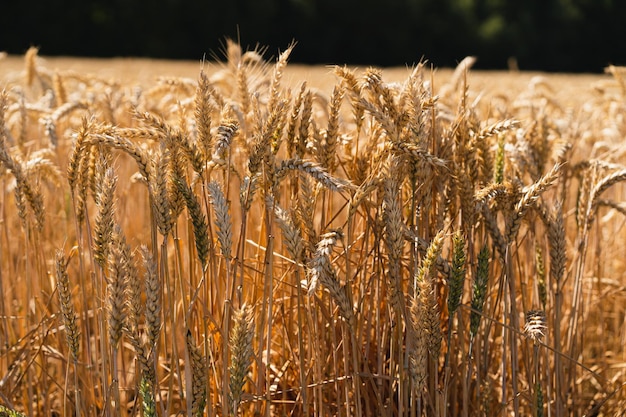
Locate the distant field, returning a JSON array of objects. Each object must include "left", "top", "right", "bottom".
[
  {"left": 0, "top": 54, "right": 610, "bottom": 103},
  {"left": 1, "top": 48, "right": 626, "bottom": 417}
]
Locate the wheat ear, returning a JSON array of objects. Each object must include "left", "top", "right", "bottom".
[
  {"left": 67, "top": 117, "right": 94, "bottom": 190},
  {"left": 175, "top": 176, "right": 210, "bottom": 270},
  {"left": 106, "top": 226, "right": 131, "bottom": 350},
  {"left": 470, "top": 244, "right": 490, "bottom": 340},
  {"left": 208, "top": 180, "right": 233, "bottom": 260},
  {"left": 447, "top": 231, "right": 466, "bottom": 320},
  {"left": 274, "top": 203, "right": 305, "bottom": 264},
  {"left": 150, "top": 149, "right": 173, "bottom": 236},
  {"left": 248, "top": 100, "right": 286, "bottom": 177},
  {"left": 123, "top": 240, "right": 153, "bottom": 385},
  {"left": 24, "top": 46, "right": 38, "bottom": 87},
  {"left": 194, "top": 70, "right": 214, "bottom": 159},
  {"left": 525, "top": 310, "right": 547, "bottom": 417},
  {"left": 212, "top": 119, "right": 239, "bottom": 166},
  {"left": 0, "top": 405, "right": 27, "bottom": 417},
  {"left": 507, "top": 162, "right": 562, "bottom": 242},
  {"left": 286, "top": 82, "right": 307, "bottom": 158},
  {"left": 185, "top": 330, "right": 207, "bottom": 417},
  {"left": 296, "top": 89, "right": 313, "bottom": 158},
  {"left": 85, "top": 131, "right": 152, "bottom": 181},
  {"left": 0, "top": 95, "right": 45, "bottom": 231},
  {"left": 417, "top": 231, "right": 445, "bottom": 356},
  {"left": 229, "top": 305, "right": 254, "bottom": 416},
  {"left": 383, "top": 166, "right": 407, "bottom": 316},
  {"left": 309, "top": 230, "right": 355, "bottom": 325},
  {"left": 276, "top": 158, "right": 354, "bottom": 192},
  {"left": 55, "top": 250, "right": 80, "bottom": 362},
  {"left": 320, "top": 84, "right": 344, "bottom": 173},
  {"left": 139, "top": 377, "right": 157, "bottom": 417},
  {"left": 587, "top": 169, "right": 626, "bottom": 226},
  {"left": 140, "top": 245, "right": 161, "bottom": 350},
  {"left": 93, "top": 166, "right": 117, "bottom": 268},
  {"left": 0, "top": 148, "right": 45, "bottom": 231},
  {"left": 267, "top": 42, "right": 295, "bottom": 112},
  {"left": 535, "top": 246, "right": 547, "bottom": 310}
]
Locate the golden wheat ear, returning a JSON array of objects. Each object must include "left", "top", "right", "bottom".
[
  {"left": 382, "top": 158, "right": 406, "bottom": 316},
  {"left": 208, "top": 180, "right": 233, "bottom": 260},
  {"left": 55, "top": 249, "right": 80, "bottom": 362},
  {"left": 309, "top": 230, "right": 355, "bottom": 325},
  {"left": 186, "top": 329, "right": 207, "bottom": 417},
  {"left": 24, "top": 45, "right": 39, "bottom": 87},
  {"left": 228, "top": 304, "right": 254, "bottom": 416},
  {"left": 93, "top": 164, "right": 117, "bottom": 268}
]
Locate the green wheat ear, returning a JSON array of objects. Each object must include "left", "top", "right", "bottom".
[
  {"left": 174, "top": 176, "right": 210, "bottom": 270},
  {"left": 0, "top": 405, "right": 28, "bottom": 417},
  {"left": 535, "top": 382, "right": 544, "bottom": 417},
  {"left": 447, "top": 231, "right": 466, "bottom": 318},
  {"left": 494, "top": 133, "right": 505, "bottom": 185},
  {"left": 470, "top": 244, "right": 490, "bottom": 339},
  {"left": 139, "top": 377, "right": 157, "bottom": 417}
]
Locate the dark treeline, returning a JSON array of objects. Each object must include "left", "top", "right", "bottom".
[{"left": 2, "top": 0, "right": 625, "bottom": 72}]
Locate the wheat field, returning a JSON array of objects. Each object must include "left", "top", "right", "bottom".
[{"left": 1, "top": 44, "right": 626, "bottom": 417}]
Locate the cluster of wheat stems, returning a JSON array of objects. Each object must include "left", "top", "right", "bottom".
[{"left": 1, "top": 44, "right": 626, "bottom": 416}]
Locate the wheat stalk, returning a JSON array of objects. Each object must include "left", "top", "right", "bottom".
[{"left": 535, "top": 246, "right": 547, "bottom": 310}]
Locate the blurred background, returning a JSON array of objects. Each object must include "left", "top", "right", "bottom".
[{"left": 2, "top": 0, "right": 624, "bottom": 72}]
